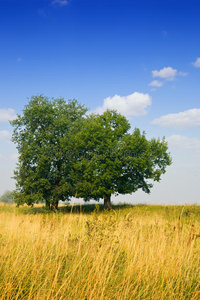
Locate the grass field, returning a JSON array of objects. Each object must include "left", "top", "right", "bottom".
[{"left": 0, "top": 202, "right": 200, "bottom": 299}]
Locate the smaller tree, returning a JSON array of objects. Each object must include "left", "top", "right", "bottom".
[
  {"left": 0, "top": 191, "right": 13, "bottom": 203},
  {"left": 70, "top": 110, "right": 172, "bottom": 209}
]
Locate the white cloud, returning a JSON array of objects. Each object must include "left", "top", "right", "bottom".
[
  {"left": 52, "top": 0, "right": 68, "bottom": 6},
  {"left": 9, "top": 153, "right": 19, "bottom": 161},
  {"left": 192, "top": 57, "right": 200, "bottom": 68},
  {"left": 152, "top": 108, "right": 200, "bottom": 128},
  {"left": 167, "top": 135, "right": 200, "bottom": 153},
  {"left": 0, "top": 131, "right": 11, "bottom": 139},
  {"left": 178, "top": 71, "right": 188, "bottom": 77},
  {"left": 94, "top": 92, "right": 152, "bottom": 116},
  {"left": 0, "top": 108, "right": 17, "bottom": 122},
  {"left": 152, "top": 67, "right": 187, "bottom": 81},
  {"left": 152, "top": 67, "right": 177, "bottom": 80},
  {"left": 149, "top": 80, "right": 163, "bottom": 87}
]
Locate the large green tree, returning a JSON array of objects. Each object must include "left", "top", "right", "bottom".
[
  {"left": 70, "top": 110, "right": 172, "bottom": 209},
  {"left": 11, "top": 96, "right": 171, "bottom": 210},
  {"left": 11, "top": 95, "right": 87, "bottom": 210}
]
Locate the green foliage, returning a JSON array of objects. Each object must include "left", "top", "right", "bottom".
[
  {"left": 11, "top": 95, "right": 171, "bottom": 209},
  {"left": 0, "top": 190, "right": 13, "bottom": 203},
  {"left": 10, "top": 95, "right": 87, "bottom": 209},
  {"left": 70, "top": 110, "right": 172, "bottom": 208},
  {"left": 70, "top": 111, "right": 131, "bottom": 204}
]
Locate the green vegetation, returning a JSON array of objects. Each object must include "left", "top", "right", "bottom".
[
  {"left": 71, "top": 110, "right": 171, "bottom": 209},
  {"left": 11, "top": 95, "right": 171, "bottom": 209},
  {"left": 0, "top": 190, "right": 13, "bottom": 203},
  {"left": 0, "top": 203, "right": 200, "bottom": 299},
  {"left": 10, "top": 96, "right": 87, "bottom": 210}
]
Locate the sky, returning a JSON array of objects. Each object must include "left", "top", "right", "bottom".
[{"left": 1, "top": 0, "right": 200, "bottom": 205}]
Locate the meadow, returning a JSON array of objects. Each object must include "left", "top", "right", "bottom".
[{"left": 0, "top": 202, "right": 200, "bottom": 299}]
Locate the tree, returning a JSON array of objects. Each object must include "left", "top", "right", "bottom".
[
  {"left": 70, "top": 110, "right": 172, "bottom": 209},
  {"left": 0, "top": 190, "right": 13, "bottom": 203},
  {"left": 11, "top": 96, "right": 171, "bottom": 210},
  {"left": 11, "top": 95, "right": 87, "bottom": 210}
]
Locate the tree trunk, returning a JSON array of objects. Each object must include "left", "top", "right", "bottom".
[
  {"left": 45, "top": 200, "right": 50, "bottom": 210},
  {"left": 104, "top": 194, "right": 112, "bottom": 210},
  {"left": 51, "top": 200, "right": 59, "bottom": 212}
]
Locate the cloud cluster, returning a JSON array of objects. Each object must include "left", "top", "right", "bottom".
[
  {"left": 149, "top": 80, "right": 163, "bottom": 87},
  {"left": 0, "top": 131, "right": 11, "bottom": 139},
  {"left": 152, "top": 67, "right": 178, "bottom": 81},
  {"left": 9, "top": 153, "right": 19, "bottom": 161},
  {"left": 152, "top": 108, "right": 200, "bottom": 128},
  {"left": 94, "top": 92, "right": 152, "bottom": 117},
  {"left": 192, "top": 57, "right": 200, "bottom": 68},
  {"left": 52, "top": 0, "right": 68, "bottom": 6},
  {"left": 149, "top": 66, "right": 187, "bottom": 88},
  {"left": 167, "top": 135, "right": 200, "bottom": 153},
  {"left": 0, "top": 109, "right": 16, "bottom": 122}
]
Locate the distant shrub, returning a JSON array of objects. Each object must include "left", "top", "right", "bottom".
[{"left": 0, "top": 190, "right": 13, "bottom": 203}]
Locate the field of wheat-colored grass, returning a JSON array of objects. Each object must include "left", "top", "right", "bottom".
[{"left": 0, "top": 202, "right": 200, "bottom": 299}]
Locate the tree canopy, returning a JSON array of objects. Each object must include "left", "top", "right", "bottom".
[
  {"left": 11, "top": 95, "right": 172, "bottom": 209},
  {"left": 70, "top": 110, "right": 172, "bottom": 209},
  {"left": 11, "top": 95, "right": 87, "bottom": 210}
]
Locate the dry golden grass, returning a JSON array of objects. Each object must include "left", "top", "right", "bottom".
[{"left": 0, "top": 203, "right": 200, "bottom": 299}]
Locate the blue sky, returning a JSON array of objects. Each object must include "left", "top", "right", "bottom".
[{"left": 1, "top": 0, "right": 200, "bottom": 204}]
